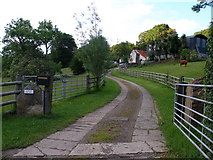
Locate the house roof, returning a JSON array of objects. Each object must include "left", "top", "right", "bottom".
[{"left": 133, "top": 49, "right": 147, "bottom": 58}]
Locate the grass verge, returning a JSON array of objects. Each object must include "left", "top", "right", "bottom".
[
  {"left": 111, "top": 70, "right": 203, "bottom": 158},
  {"left": 2, "top": 77, "right": 121, "bottom": 150}
]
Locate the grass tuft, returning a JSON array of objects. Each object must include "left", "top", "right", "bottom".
[{"left": 89, "top": 132, "right": 116, "bottom": 143}]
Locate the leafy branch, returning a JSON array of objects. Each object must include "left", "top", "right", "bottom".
[{"left": 192, "top": 0, "right": 213, "bottom": 13}]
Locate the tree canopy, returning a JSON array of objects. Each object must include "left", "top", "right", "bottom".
[
  {"left": 2, "top": 18, "right": 76, "bottom": 78},
  {"left": 194, "top": 28, "right": 210, "bottom": 38},
  {"left": 77, "top": 36, "right": 110, "bottom": 78},
  {"left": 51, "top": 31, "right": 76, "bottom": 68},
  {"left": 36, "top": 20, "right": 57, "bottom": 55},
  {"left": 192, "top": 0, "right": 213, "bottom": 13},
  {"left": 110, "top": 42, "right": 134, "bottom": 63},
  {"left": 138, "top": 24, "right": 179, "bottom": 61}
]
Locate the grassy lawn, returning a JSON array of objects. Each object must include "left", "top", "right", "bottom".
[
  {"left": 2, "top": 77, "right": 121, "bottom": 150},
  {"left": 131, "top": 60, "right": 205, "bottom": 78},
  {"left": 111, "top": 70, "right": 203, "bottom": 158}
]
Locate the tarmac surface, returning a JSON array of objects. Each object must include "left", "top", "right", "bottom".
[{"left": 7, "top": 75, "right": 166, "bottom": 159}]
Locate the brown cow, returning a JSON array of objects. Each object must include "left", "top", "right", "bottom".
[{"left": 180, "top": 60, "right": 188, "bottom": 66}]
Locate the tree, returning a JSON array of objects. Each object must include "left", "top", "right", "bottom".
[
  {"left": 179, "top": 34, "right": 188, "bottom": 50},
  {"left": 192, "top": 0, "right": 213, "bottom": 13},
  {"left": 73, "top": 2, "right": 102, "bottom": 47},
  {"left": 9, "top": 53, "right": 61, "bottom": 79},
  {"left": 134, "top": 41, "right": 147, "bottom": 51},
  {"left": 2, "top": 18, "right": 61, "bottom": 79},
  {"left": 167, "top": 34, "right": 181, "bottom": 58},
  {"left": 51, "top": 31, "right": 76, "bottom": 68},
  {"left": 36, "top": 20, "right": 57, "bottom": 55},
  {"left": 194, "top": 28, "right": 210, "bottom": 38},
  {"left": 202, "top": 24, "right": 213, "bottom": 160},
  {"left": 73, "top": 2, "right": 110, "bottom": 88},
  {"left": 77, "top": 36, "right": 110, "bottom": 88},
  {"left": 70, "top": 54, "right": 85, "bottom": 75},
  {"left": 138, "top": 24, "right": 178, "bottom": 61},
  {"left": 192, "top": 2, "right": 213, "bottom": 157},
  {"left": 2, "top": 18, "right": 39, "bottom": 56},
  {"left": 110, "top": 42, "right": 134, "bottom": 63}
]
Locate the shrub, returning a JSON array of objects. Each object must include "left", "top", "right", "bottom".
[
  {"left": 70, "top": 55, "right": 85, "bottom": 75},
  {"left": 180, "top": 49, "right": 198, "bottom": 61},
  {"left": 9, "top": 55, "right": 61, "bottom": 80}
]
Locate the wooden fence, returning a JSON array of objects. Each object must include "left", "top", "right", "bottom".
[
  {"left": 0, "top": 81, "right": 22, "bottom": 107},
  {"left": 119, "top": 68, "right": 194, "bottom": 89},
  {"left": 0, "top": 74, "right": 104, "bottom": 109}
]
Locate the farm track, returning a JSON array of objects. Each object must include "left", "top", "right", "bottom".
[{"left": 4, "top": 74, "right": 166, "bottom": 159}]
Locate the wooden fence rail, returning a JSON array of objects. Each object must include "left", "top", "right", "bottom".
[
  {"left": 119, "top": 68, "right": 194, "bottom": 89},
  {"left": 0, "top": 81, "right": 23, "bottom": 106}
]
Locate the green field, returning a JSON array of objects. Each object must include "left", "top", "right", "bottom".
[
  {"left": 2, "top": 77, "right": 121, "bottom": 150},
  {"left": 131, "top": 61, "right": 205, "bottom": 78}
]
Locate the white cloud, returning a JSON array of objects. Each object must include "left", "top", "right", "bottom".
[
  {"left": 95, "top": 0, "right": 154, "bottom": 45},
  {"left": 166, "top": 19, "right": 200, "bottom": 36},
  {"left": 0, "top": 0, "right": 210, "bottom": 50},
  {"left": 138, "top": 18, "right": 201, "bottom": 36}
]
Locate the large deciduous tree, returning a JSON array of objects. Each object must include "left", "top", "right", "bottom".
[
  {"left": 2, "top": 18, "right": 61, "bottom": 79},
  {"left": 138, "top": 24, "right": 178, "bottom": 61},
  {"left": 2, "top": 18, "right": 39, "bottom": 56},
  {"left": 36, "top": 20, "right": 57, "bottom": 55},
  {"left": 110, "top": 42, "right": 135, "bottom": 63},
  {"left": 51, "top": 31, "right": 76, "bottom": 68}
]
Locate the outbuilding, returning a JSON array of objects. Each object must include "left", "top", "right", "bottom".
[
  {"left": 186, "top": 34, "right": 207, "bottom": 57},
  {"left": 128, "top": 49, "right": 147, "bottom": 64}
]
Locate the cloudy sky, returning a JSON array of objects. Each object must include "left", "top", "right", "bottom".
[{"left": 0, "top": 0, "right": 211, "bottom": 48}]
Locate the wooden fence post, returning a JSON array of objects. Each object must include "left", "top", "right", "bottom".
[
  {"left": 176, "top": 76, "right": 186, "bottom": 120},
  {"left": 62, "top": 76, "right": 66, "bottom": 99},
  {"left": 166, "top": 74, "right": 169, "bottom": 85},
  {"left": 86, "top": 75, "right": 90, "bottom": 92},
  {"left": 15, "top": 75, "right": 23, "bottom": 112}
]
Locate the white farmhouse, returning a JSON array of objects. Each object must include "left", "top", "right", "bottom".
[{"left": 128, "top": 49, "right": 147, "bottom": 64}]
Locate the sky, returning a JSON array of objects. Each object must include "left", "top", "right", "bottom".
[{"left": 0, "top": 0, "right": 212, "bottom": 49}]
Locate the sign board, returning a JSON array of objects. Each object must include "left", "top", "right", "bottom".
[
  {"left": 24, "top": 90, "right": 34, "bottom": 95},
  {"left": 37, "top": 76, "right": 50, "bottom": 86}
]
